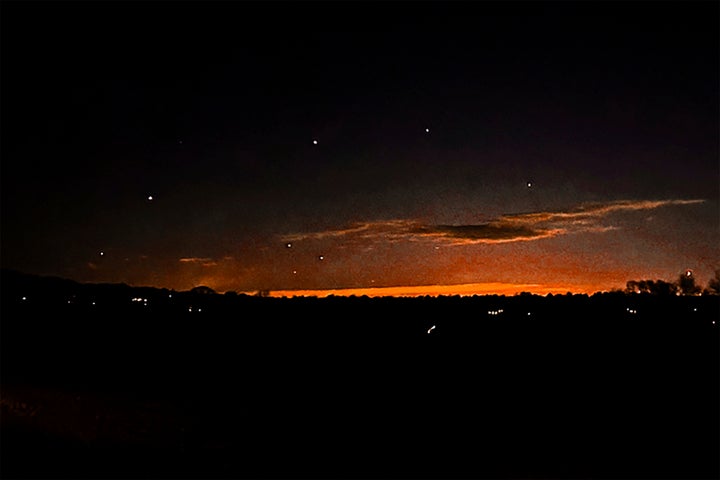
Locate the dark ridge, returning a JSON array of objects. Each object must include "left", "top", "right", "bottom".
[{"left": 1, "top": 268, "right": 718, "bottom": 479}]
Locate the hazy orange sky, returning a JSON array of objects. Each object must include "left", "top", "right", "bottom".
[{"left": 2, "top": 2, "right": 718, "bottom": 296}]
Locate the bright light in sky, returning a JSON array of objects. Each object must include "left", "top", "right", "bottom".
[{"left": 2, "top": 3, "right": 716, "bottom": 299}]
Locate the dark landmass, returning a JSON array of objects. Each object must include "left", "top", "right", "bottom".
[{"left": 1, "top": 269, "right": 718, "bottom": 479}]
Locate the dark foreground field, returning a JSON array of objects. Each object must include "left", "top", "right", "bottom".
[{"left": 1, "top": 271, "right": 718, "bottom": 479}]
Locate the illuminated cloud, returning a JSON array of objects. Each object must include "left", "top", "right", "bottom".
[
  {"left": 179, "top": 257, "right": 218, "bottom": 267},
  {"left": 281, "top": 198, "right": 705, "bottom": 246},
  {"left": 410, "top": 223, "right": 564, "bottom": 244}
]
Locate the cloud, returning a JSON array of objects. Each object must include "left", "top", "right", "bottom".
[
  {"left": 179, "top": 257, "right": 218, "bottom": 267},
  {"left": 409, "top": 223, "right": 565, "bottom": 244},
  {"left": 281, "top": 198, "right": 705, "bottom": 246}
]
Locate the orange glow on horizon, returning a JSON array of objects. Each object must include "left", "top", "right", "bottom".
[{"left": 259, "top": 282, "right": 614, "bottom": 298}]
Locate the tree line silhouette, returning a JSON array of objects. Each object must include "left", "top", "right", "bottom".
[
  {"left": 1, "top": 267, "right": 718, "bottom": 480},
  {"left": 624, "top": 269, "right": 719, "bottom": 296}
]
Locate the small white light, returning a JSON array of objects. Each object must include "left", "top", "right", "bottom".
[
  {"left": 318, "top": 255, "right": 324, "bottom": 261},
  {"left": 312, "top": 140, "right": 318, "bottom": 145},
  {"left": 527, "top": 182, "right": 532, "bottom": 188},
  {"left": 100, "top": 251, "right": 104, "bottom": 256},
  {"left": 21, "top": 296, "right": 27, "bottom": 301},
  {"left": 286, "top": 243, "right": 292, "bottom": 248},
  {"left": 292, "top": 270, "right": 297, "bottom": 274},
  {"left": 425, "top": 128, "right": 430, "bottom": 133},
  {"left": 427, "top": 325, "right": 436, "bottom": 334},
  {"left": 148, "top": 195, "right": 153, "bottom": 201}
]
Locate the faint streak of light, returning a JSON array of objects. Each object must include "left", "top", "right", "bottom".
[{"left": 427, "top": 325, "right": 436, "bottom": 334}]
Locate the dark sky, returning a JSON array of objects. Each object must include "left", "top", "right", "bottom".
[{"left": 2, "top": 0, "right": 718, "bottom": 295}]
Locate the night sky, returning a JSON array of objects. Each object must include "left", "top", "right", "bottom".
[{"left": 2, "top": 1, "right": 718, "bottom": 296}]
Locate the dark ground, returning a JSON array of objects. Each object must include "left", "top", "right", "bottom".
[{"left": 1, "top": 270, "right": 718, "bottom": 479}]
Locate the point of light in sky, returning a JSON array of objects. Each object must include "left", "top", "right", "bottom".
[{"left": 3, "top": 3, "right": 716, "bottom": 298}]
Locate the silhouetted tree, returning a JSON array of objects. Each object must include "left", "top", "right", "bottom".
[
  {"left": 625, "top": 279, "right": 679, "bottom": 296},
  {"left": 625, "top": 280, "right": 642, "bottom": 294},
  {"left": 190, "top": 285, "right": 216, "bottom": 295},
  {"left": 677, "top": 271, "right": 702, "bottom": 296},
  {"left": 703, "top": 269, "right": 720, "bottom": 296},
  {"left": 649, "top": 280, "right": 679, "bottom": 296}
]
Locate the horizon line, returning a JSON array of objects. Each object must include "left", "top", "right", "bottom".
[{"left": 246, "top": 282, "right": 616, "bottom": 298}]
